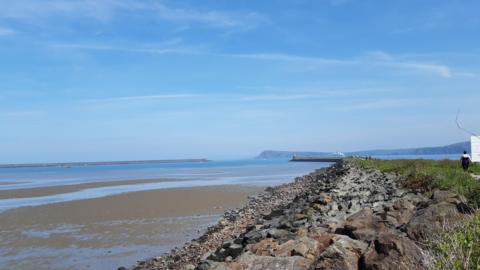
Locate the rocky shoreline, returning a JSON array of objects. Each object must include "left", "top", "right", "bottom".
[{"left": 127, "top": 161, "right": 473, "bottom": 270}]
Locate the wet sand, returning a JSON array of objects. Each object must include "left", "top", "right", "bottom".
[
  {"left": 0, "top": 181, "right": 21, "bottom": 185},
  {"left": 0, "top": 178, "right": 177, "bottom": 199},
  {"left": 0, "top": 185, "right": 263, "bottom": 270}
]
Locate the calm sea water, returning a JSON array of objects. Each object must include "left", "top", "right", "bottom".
[
  {"left": 0, "top": 159, "right": 330, "bottom": 212},
  {"left": 0, "top": 155, "right": 462, "bottom": 212},
  {"left": 0, "top": 155, "right": 463, "bottom": 270}
]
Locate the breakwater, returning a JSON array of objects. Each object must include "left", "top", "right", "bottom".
[
  {"left": 127, "top": 161, "right": 472, "bottom": 270},
  {"left": 0, "top": 159, "right": 210, "bottom": 169}
]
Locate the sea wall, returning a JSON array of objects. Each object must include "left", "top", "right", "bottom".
[{"left": 127, "top": 161, "right": 472, "bottom": 270}]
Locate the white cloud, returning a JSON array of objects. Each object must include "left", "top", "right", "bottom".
[
  {"left": 240, "top": 94, "right": 314, "bottom": 101},
  {"left": 235, "top": 109, "right": 285, "bottom": 119},
  {"left": 331, "top": 98, "right": 422, "bottom": 112},
  {"left": 362, "top": 51, "right": 451, "bottom": 78},
  {"left": 231, "top": 53, "right": 353, "bottom": 65},
  {"left": 0, "top": 110, "right": 46, "bottom": 118},
  {"left": 0, "top": 0, "right": 126, "bottom": 21},
  {"left": 390, "top": 62, "right": 451, "bottom": 78},
  {"left": 87, "top": 94, "right": 200, "bottom": 103},
  {"left": 231, "top": 51, "right": 452, "bottom": 78},
  {"left": 51, "top": 43, "right": 189, "bottom": 55},
  {"left": 0, "top": 0, "right": 266, "bottom": 30},
  {"left": 152, "top": 4, "right": 266, "bottom": 29},
  {"left": 235, "top": 88, "right": 391, "bottom": 102},
  {"left": 0, "top": 26, "right": 15, "bottom": 36}
]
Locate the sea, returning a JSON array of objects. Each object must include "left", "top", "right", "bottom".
[
  {"left": 0, "top": 155, "right": 461, "bottom": 269},
  {"left": 0, "top": 159, "right": 330, "bottom": 212},
  {"left": 0, "top": 155, "right": 461, "bottom": 212}
]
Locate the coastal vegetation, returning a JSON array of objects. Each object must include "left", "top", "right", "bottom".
[
  {"left": 352, "top": 158, "right": 480, "bottom": 270},
  {"left": 434, "top": 213, "right": 480, "bottom": 270},
  {"left": 352, "top": 158, "right": 480, "bottom": 207}
]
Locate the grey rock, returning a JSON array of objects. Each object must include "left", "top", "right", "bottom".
[{"left": 406, "top": 201, "right": 462, "bottom": 241}]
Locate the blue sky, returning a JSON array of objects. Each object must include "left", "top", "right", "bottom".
[{"left": 0, "top": 0, "right": 479, "bottom": 162}]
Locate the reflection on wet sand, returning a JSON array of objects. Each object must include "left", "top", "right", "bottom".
[
  {"left": 0, "top": 185, "right": 262, "bottom": 270},
  {"left": 0, "top": 178, "right": 175, "bottom": 199}
]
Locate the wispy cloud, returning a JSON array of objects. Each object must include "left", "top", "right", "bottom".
[
  {"left": 0, "top": 26, "right": 15, "bottom": 36},
  {"left": 0, "top": 110, "right": 46, "bottom": 118},
  {"left": 152, "top": 3, "right": 267, "bottom": 30},
  {"left": 51, "top": 43, "right": 192, "bottom": 55},
  {"left": 240, "top": 94, "right": 315, "bottom": 101},
  {"left": 0, "top": 0, "right": 126, "bottom": 21},
  {"left": 331, "top": 98, "right": 422, "bottom": 112},
  {"left": 237, "top": 89, "right": 386, "bottom": 102},
  {"left": 235, "top": 109, "right": 286, "bottom": 119},
  {"left": 0, "top": 0, "right": 266, "bottom": 30},
  {"left": 232, "top": 51, "right": 452, "bottom": 78},
  {"left": 363, "top": 51, "right": 451, "bottom": 77},
  {"left": 231, "top": 53, "right": 353, "bottom": 65},
  {"left": 87, "top": 94, "right": 200, "bottom": 103}
]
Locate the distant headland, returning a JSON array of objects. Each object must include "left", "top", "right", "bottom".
[
  {"left": 256, "top": 141, "right": 470, "bottom": 159},
  {"left": 0, "top": 159, "right": 210, "bottom": 169}
]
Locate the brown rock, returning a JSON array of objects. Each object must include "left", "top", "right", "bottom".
[
  {"left": 310, "top": 233, "right": 334, "bottom": 255},
  {"left": 431, "top": 189, "right": 466, "bottom": 204},
  {"left": 210, "top": 262, "right": 244, "bottom": 270},
  {"left": 406, "top": 201, "right": 462, "bottom": 241},
  {"left": 338, "top": 208, "right": 386, "bottom": 241},
  {"left": 236, "top": 254, "right": 314, "bottom": 270},
  {"left": 430, "top": 189, "right": 473, "bottom": 214},
  {"left": 315, "top": 235, "right": 367, "bottom": 270},
  {"left": 384, "top": 199, "right": 416, "bottom": 227},
  {"left": 250, "top": 239, "right": 279, "bottom": 256},
  {"left": 296, "top": 227, "right": 308, "bottom": 238},
  {"left": 363, "top": 232, "right": 427, "bottom": 270},
  {"left": 275, "top": 237, "right": 320, "bottom": 259}
]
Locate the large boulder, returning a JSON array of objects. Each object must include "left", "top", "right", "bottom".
[
  {"left": 337, "top": 208, "right": 387, "bottom": 241},
  {"left": 363, "top": 232, "right": 427, "bottom": 270},
  {"left": 430, "top": 189, "right": 472, "bottom": 214},
  {"left": 249, "top": 236, "right": 324, "bottom": 260},
  {"left": 274, "top": 237, "right": 321, "bottom": 260},
  {"left": 250, "top": 238, "right": 279, "bottom": 256},
  {"left": 388, "top": 199, "right": 416, "bottom": 226},
  {"left": 237, "top": 254, "right": 314, "bottom": 270},
  {"left": 406, "top": 201, "right": 462, "bottom": 241},
  {"left": 315, "top": 235, "right": 368, "bottom": 270}
]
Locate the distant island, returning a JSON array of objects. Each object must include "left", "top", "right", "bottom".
[
  {"left": 256, "top": 141, "right": 470, "bottom": 159},
  {"left": 0, "top": 159, "right": 210, "bottom": 169}
]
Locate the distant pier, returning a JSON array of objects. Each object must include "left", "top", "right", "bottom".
[
  {"left": 0, "top": 159, "right": 210, "bottom": 169},
  {"left": 290, "top": 156, "right": 344, "bottom": 162}
]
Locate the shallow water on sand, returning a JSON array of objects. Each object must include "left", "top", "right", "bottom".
[
  {"left": 0, "top": 160, "right": 329, "bottom": 270},
  {"left": 0, "top": 159, "right": 327, "bottom": 212}
]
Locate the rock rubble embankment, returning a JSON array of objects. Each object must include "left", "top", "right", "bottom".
[{"left": 129, "top": 161, "right": 472, "bottom": 270}]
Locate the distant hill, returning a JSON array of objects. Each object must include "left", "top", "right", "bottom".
[
  {"left": 349, "top": 141, "right": 470, "bottom": 156},
  {"left": 256, "top": 141, "right": 471, "bottom": 159}
]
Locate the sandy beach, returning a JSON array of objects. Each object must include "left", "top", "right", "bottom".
[
  {"left": 0, "top": 178, "right": 178, "bottom": 199},
  {"left": 0, "top": 185, "right": 263, "bottom": 270}
]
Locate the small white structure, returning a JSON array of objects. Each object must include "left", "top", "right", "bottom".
[{"left": 471, "top": 136, "right": 480, "bottom": 163}]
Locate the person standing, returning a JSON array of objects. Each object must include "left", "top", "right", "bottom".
[{"left": 461, "top": 150, "right": 472, "bottom": 171}]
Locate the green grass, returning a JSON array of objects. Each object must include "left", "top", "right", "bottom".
[
  {"left": 352, "top": 158, "right": 480, "bottom": 208},
  {"left": 351, "top": 158, "right": 480, "bottom": 269},
  {"left": 434, "top": 212, "right": 480, "bottom": 270}
]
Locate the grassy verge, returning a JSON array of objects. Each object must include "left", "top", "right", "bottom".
[
  {"left": 434, "top": 213, "right": 480, "bottom": 270},
  {"left": 351, "top": 158, "right": 480, "bottom": 269},
  {"left": 352, "top": 158, "right": 480, "bottom": 208}
]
